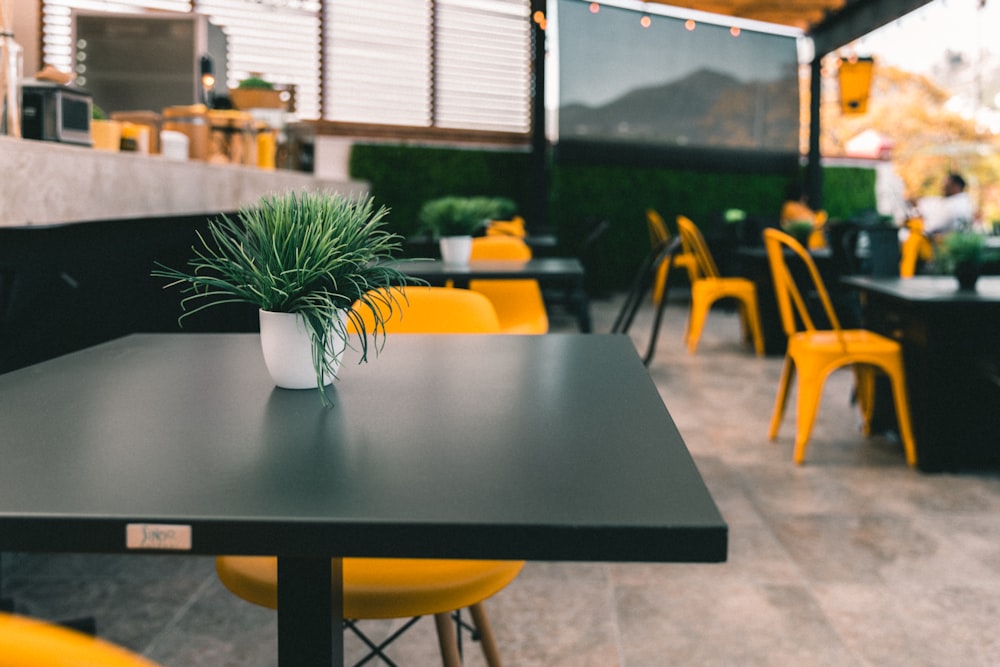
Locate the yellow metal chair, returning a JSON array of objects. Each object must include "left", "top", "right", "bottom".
[
  {"left": 807, "top": 210, "right": 829, "bottom": 250},
  {"left": 348, "top": 285, "right": 502, "bottom": 334},
  {"left": 645, "top": 209, "right": 698, "bottom": 304},
  {"left": 468, "top": 236, "right": 549, "bottom": 334},
  {"left": 763, "top": 228, "right": 917, "bottom": 466},
  {"left": 0, "top": 612, "right": 160, "bottom": 667},
  {"left": 899, "top": 217, "right": 934, "bottom": 278},
  {"left": 220, "top": 287, "right": 521, "bottom": 667},
  {"left": 485, "top": 216, "right": 526, "bottom": 238},
  {"left": 675, "top": 215, "right": 764, "bottom": 356}
]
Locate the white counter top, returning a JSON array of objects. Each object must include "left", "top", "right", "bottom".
[{"left": 0, "top": 136, "right": 367, "bottom": 226}]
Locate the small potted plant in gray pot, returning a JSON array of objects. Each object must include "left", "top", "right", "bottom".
[
  {"left": 418, "top": 196, "right": 516, "bottom": 266},
  {"left": 152, "top": 190, "right": 414, "bottom": 404},
  {"left": 936, "top": 229, "right": 992, "bottom": 291}
]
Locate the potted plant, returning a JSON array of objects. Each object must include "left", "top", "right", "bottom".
[
  {"left": 229, "top": 73, "right": 286, "bottom": 110},
  {"left": 936, "top": 229, "right": 991, "bottom": 290},
  {"left": 418, "top": 196, "right": 516, "bottom": 265},
  {"left": 152, "top": 190, "right": 413, "bottom": 404}
]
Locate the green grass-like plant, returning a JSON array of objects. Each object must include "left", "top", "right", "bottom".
[
  {"left": 936, "top": 230, "right": 989, "bottom": 273},
  {"left": 152, "top": 191, "right": 415, "bottom": 404},
  {"left": 418, "top": 196, "right": 517, "bottom": 238},
  {"left": 237, "top": 75, "right": 275, "bottom": 90}
]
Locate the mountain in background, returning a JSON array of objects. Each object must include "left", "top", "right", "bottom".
[{"left": 559, "top": 68, "right": 799, "bottom": 150}]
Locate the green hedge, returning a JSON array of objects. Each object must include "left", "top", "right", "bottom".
[{"left": 349, "top": 144, "right": 877, "bottom": 290}]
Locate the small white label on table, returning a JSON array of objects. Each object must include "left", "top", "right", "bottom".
[{"left": 126, "top": 524, "right": 193, "bottom": 551}]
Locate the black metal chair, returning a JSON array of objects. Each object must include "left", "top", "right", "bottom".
[{"left": 611, "top": 237, "right": 683, "bottom": 366}]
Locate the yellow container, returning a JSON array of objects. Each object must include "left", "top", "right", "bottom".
[
  {"left": 90, "top": 119, "right": 122, "bottom": 152},
  {"left": 256, "top": 125, "right": 276, "bottom": 170}
]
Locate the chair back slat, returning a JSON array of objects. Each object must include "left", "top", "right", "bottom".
[
  {"left": 676, "top": 215, "right": 720, "bottom": 279},
  {"left": 646, "top": 209, "right": 669, "bottom": 246},
  {"left": 763, "top": 229, "right": 844, "bottom": 337}
]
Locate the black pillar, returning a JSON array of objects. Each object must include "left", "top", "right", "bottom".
[
  {"left": 806, "top": 55, "right": 823, "bottom": 211},
  {"left": 529, "top": 0, "right": 549, "bottom": 231}
]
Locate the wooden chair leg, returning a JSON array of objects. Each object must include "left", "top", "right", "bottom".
[
  {"left": 469, "top": 602, "right": 504, "bottom": 667},
  {"left": 434, "top": 613, "right": 463, "bottom": 667}
]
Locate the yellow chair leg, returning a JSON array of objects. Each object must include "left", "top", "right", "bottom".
[
  {"left": 686, "top": 297, "right": 710, "bottom": 354},
  {"left": 741, "top": 297, "right": 765, "bottom": 357},
  {"left": 769, "top": 358, "right": 794, "bottom": 441},
  {"left": 792, "top": 370, "right": 825, "bottom": 464},
  {"left": 853, "top": 365, "right": 875, "bottom": 435},
  {"left": 887, "top": 364, "right": 918, "bottom": 467}
]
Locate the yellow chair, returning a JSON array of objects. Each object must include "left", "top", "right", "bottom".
[
  {"left": 807, "top": 210, "right": 829, "bottom": 250},
  {"left": 220, "top": 286, "right": 521, "bottom": 667},
  {"left": 780, "top": 200, "right": 827, "bottom": 250},
  {"left": 763, "top": 228, "right": 917, "bottom": 466},
  {"left": 675, "top": 215, "right": 764, "bottom": 356},
  {"left": 468, "top": 236, "right": 549, "bottom": 334},
  {"left": 0, "top": 612, "right": 160, "bottom": 667},
  {"left": 899, "top": 217, "right": 934, "bottom": 278},
  {"left": 348, "top": 285, "right": 501, "bottom": 334},
  {"left": 486, "top": 216, "right": 526, "bottom": 238},
  {"left": 645, "top": 209, "right": 698, "bottom": 304}
]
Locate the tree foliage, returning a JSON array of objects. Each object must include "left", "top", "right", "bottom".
[{"left": 815, "top": 61, "right": 1000, "bottom": 224}]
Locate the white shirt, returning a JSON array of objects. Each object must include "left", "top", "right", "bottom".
[{"left": 917, "top": 192, "right": 975, "bottom": 234}]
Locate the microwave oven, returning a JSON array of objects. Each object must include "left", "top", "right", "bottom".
[{"left": 21, "top": 81, "right": 93, "bottom": 146}]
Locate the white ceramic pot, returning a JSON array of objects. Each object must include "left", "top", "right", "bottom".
[
  {"left": 258, "top": 309, "right": 346, "bottom": 389},
  {"left": 439, "top": 235, "right": 473, "bottom": 266}
]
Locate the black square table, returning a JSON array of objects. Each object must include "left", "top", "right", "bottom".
[
  {"left": 392, "top": 258, "right": 592, "bottom": 332},
  {"left": 842, "top": 275, "right": 1000, "bottom": 471},
  {"left": 0, "top": 333, "right": 726, "bottom": 666}
]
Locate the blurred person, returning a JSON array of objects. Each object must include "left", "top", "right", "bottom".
[
  {"left": 909, "top": 172, "right": 975, "bottom": 237},
  {"left": 779, "top": 181, "right": 817, "bottom": 226}
]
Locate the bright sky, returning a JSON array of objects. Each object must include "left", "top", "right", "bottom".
[{"left": 852, "top": 0, "right": 1000, "bottom": 72}]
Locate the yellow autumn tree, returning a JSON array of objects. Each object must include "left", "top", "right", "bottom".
[{"left": 803, "top": 59, "right": 1000, "bottom": 223}]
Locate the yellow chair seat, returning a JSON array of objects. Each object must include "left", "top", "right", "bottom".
[
  {"left": 0, "top": 612, "right": 160, "bottom": 667},
  {"left": 764, "top": 228, "right": 917, "bottom": 466},
  {"left": 216, "top": 557, "right": 524, "bottom": 619}
]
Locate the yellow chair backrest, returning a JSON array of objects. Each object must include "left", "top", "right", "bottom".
[
  {"left": 470, "top": 235, "right": 532, "bottom": 260},
  {"left": 486, "top": 216, "right": 526, "bottom": 238},
  {"left": 646, "top": 209, "right": 669, "bottom": 246},
  {"left": 807, "top": 210, "right": 829, "bottom": 250},
  {"left": 899, "top": 217, "right": 933, "bottom": 278},
  {"left": 349, "top": 286, "right": 502, "bottom": 334},
  {"left": 676, "top": 215, "right": 721, "bottom": 279},
  {"left": 763, "top": 228, "right": 844, "bottom": 338}
]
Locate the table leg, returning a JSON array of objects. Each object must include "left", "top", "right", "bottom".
[
  {"left": 277, "top": 556, "right": 343, "bottom": 667},
  {"left": 572, "top": 279, "right": 592, "bottom": 333}
]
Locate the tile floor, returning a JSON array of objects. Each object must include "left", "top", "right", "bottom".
[{"left": 4, "top": 295, "right": 1000, "bottom": 666}]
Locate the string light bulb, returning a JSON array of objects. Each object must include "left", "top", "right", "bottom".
[
  {"left": 685, "top": 19, "right": 696, "bottom": 31},
  {"left": 640, "top": 14, "right": 651, "bottom": 27},
  {"left": 589, "top": 2, "right": 600, "bottom": 13},
  {"left": 730, "top": 26, "right": 740, "bottom": 37}
]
